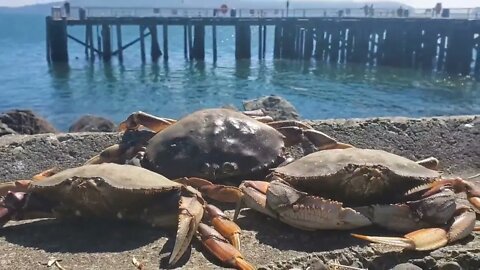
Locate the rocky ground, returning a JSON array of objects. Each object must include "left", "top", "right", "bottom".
[{"left": 0, "top": 115, "right": 479, "bottom": 270}]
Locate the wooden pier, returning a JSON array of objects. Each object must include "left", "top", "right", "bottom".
[{"left": 46, "top": 13, "right": 480, "bottom": 76}]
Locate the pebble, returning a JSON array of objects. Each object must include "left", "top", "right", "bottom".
[
  {"left": 305, "top": 259, "right": 327, "bottom": 270},
  {"left": 390, "top": 263, "right": 422, "bottom": 270},
  {"left": 438, "top": 262, "right": 462, "bottom": 270}
]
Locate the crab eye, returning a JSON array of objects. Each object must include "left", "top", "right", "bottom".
[
  {"left": 62, "top": 179, "right": 73, "bottom": 185},
  {"left": 200, "top": 163, "right": 211, "bottom": 174},
  {"left": 94, "top": 179, "right": 105, "bottom": 186},
  {"left": 222, "top": 162, "right": 238, "bottom": 174}
]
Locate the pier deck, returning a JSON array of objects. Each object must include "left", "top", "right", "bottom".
[{"left": 46, "top": 6, "right": 480, "bottom": 76}]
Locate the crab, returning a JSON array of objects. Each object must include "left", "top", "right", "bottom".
[
  {"left": 236, "top": 148, "right": 480, "bottom": 251},
  {"left": 86, "top": 109, "right": 352, "bottom": 184},
  {"left": 0, "top": 163, "right": 254, "bottom": 270}
]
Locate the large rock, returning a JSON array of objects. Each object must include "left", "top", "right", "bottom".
[
  {"left": 243, "top": 95, "right": 300, "bottom": 120},
  {"left": 69, "top": 115, "right": 116, "bottom": 133},
  {"left": 0, "top": 109, "right": 57, "bottom": 135}
]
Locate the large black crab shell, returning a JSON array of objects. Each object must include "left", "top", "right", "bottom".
[
  {"left": 29, "top": 164, "right": 182, "bottom": 218},
  {"left": 144, "top": 109, "right": 285, "bottom": 182},
  {"left": 272, "top": 148, "right": 441, "bottom": 205}
]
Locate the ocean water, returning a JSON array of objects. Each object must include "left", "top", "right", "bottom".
[{"left": 1, "top": 13, "right": 480, "bottom": 131}]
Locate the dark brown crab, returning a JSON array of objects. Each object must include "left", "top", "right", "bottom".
[
  {"left": 0, "top": 163, "right": 254, "bottom": 270},
  {"left": 86, "top": 109, "right": 351, "bottom": 200},
  {"left": 237, "top": 148, "right": 480, "bottom": 250}
]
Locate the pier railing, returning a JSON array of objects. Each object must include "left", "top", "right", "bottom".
[{"left": 51, "top": 6, "right": 480, "bottom": 21}]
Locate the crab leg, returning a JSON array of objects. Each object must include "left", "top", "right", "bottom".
[
  {"left": 241, "top": 109, "right": 265, "bottom": 117},
  {"left": 197, "top": 223, "right": 255, "bottom": 270},
  {"left": 85, "top": 143, "right": 146, "bottom": 165},
  {"left": 415, "top": 157, "right": 439, "bottom": 170},
  {"left": 422, "top": 178, "right": 480, "bottom": 210},
  {"left": 205, "top": 204, "right": 241, "bottom": 250},
  {"left": 268, "top": 120, "right": 353, "bottom": 150},
  {"left": 174, "top": 177, "right": 243, "bottom": 203},
  {"left": 352, "top": 206, "right": 477, "bottom": 250},
  {"left": 118, "top": 111, "right": 176, "bottom": 132}
]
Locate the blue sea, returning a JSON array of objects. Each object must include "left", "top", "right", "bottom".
[{"left": 1, "top": 13, "right": 480, "bottom": 131}]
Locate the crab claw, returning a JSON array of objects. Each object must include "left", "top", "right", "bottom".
[
  {"left": 205, "top": 204, "right": 241, "bottom": 250},
  {"left": 238, "top": 180, "right": 371, "bottom": 230},
  {"left": 119, "top": 111, "right": 176, "bottom": 132},
  {"left": 303, "top": 129, "right": 353, "bottom": 150},
  {"left": 235, "top": 181, "right": 277, "bottom": 220},
  {"left": 175, "top": 177, "right": 243, "bottom": 203},
  {"left": 0, "top": 180, "right": 32, "bottom": 197},
  {"left": 266, "top": 120, "right": 353, "bottom": 150},
  {"left": 169, "top": 193, "right": 204, "bottom": 266},
  {"left": 0, "top": 206, "right": 14, "bottom": 227},
  {"left": 352, "top": 207, "right": 477, "bottom": 251},
  {"left": 423, "top": 178, "right": 480, "bottom": 211},
  {"left": 197, "top": 223, "right": 255, "bottom": 270},
  {"left": 0, "top": 192, "right": 28, "bottom": 227},
  {"left": 85, "top": 144, "right": 129, "bottom": 165}
]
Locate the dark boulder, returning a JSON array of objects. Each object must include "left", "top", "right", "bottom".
[
  {"left": 0, "top": 109, "right": 57, "bottom": 135},
  {"left": 243, "top": 95, "right": 300, "bottom": 121},
  {"left": 69, "top": 115, "right": 116, "bottom": 132}
]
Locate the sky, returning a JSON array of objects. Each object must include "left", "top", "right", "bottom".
[{"left": 0, "top": 0, "right": 478, "bottom": 8}]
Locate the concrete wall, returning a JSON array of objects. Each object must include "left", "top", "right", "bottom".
[{"left": 1, "top": 115, "right": 478, "bottom": 181}]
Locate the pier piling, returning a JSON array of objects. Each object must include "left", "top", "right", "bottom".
[
  {"left": 192, "top": 24, "right": 205, "bottom": 61},
  {"left": 163, "top": 24, "right": 169, "bottom": 61},
  {"left": 46, "top": 14, "right": 480, "bottom": 77},
  {"left": 187, "top": 24, "right": 193, "bottom": 60},
  {"left": 235, "top": 24, "right": 251, "bottom": 59},
  {"left": 48, "top": 18, "right": 68, "bottom": 63},
  {"left": 304, "top": 27, "right": 314, "bottom": 60},
  {"left": 273, "top": 25, "right": 281, "bottom": 59},
  {"left": 101, "top": 24, "right": 112, "bottom": 61},
  {"left": 116, "top": 24, "right": 123, "bottom": 63},
  {"left": 140, "top": 25, "right": 146, "bottom": 63},
  {"left": 149, "top": 25, "right": 162, "bottom": 62},
  {"left": 212, "top": 25, "right": 217, "bottom": 62}
]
